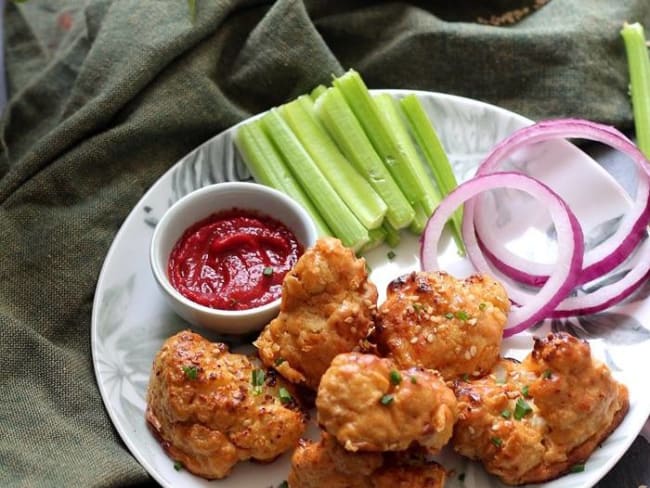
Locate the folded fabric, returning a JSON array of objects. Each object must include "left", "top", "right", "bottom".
[{"left": 1, "top": 1, "right": 649, "bottom": 487}]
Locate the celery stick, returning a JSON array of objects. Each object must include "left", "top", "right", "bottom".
[
  {"left": 374, "top": 93, "right": 441, "bottom": 216},
  {"left": 279, "top": 97, "right": 387, "bottom": 229},
  {"left": 382, "top": 222, "right": 401, "bottom": 248},
  {"left": 234, "top": 121, "right": 332, "bottom": 237},
  {"left": 621, "top": 22, "right": 650, "bottom": 157},
  {"left": 310, "top": 84, "right": 328, "bottom": 101},
  {"left": 261, "top": 109, "right": 370, "bottom": 251},
  {"left": 360, "top": 226, "right": 387, "bottom": 253},
  {"left": 400, "top": 94, "right": 464, "bottom": 253},
  {"left": 409, "top": 202, "right": 429, "bottom": 234},
  {"left": 314, "top": 87, "right": 414, "bottom": 229},
  {"left": 333, "top": 70, "right": 433, "bottom": 211}
]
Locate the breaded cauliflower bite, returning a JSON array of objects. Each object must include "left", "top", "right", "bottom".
[
  {"left": 316, "top": 352, "right": 458, "bottom": 453},
  {"left": 452, "top": 332, "right": 629, "bottom": 485},
  {"left": 375, "top": 271, "right": 509, "bottom": 380},
  {"left": 146, "top": 330, "right": 306, "bottom": 480},
  {"left": 254, "top": 237, "right": 378, "bottom": 390},
  {"left": 288, "top": 432, "right": 447, "bottom": 488}
]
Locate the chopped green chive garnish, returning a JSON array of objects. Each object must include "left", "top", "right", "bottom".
[
  {"left": 455, "top": 310, "right": 469, "bottom": 321},
  {"left": 490, "top": 436, "right": 503, "bottom": 447},
  {"left": 387, "top": 250, "right": 396, "bottom": 260},
  {"left": 380, "top": 394, "right": 394, "bottom": 405},
  {"left": 410, "top": 375, "right": 418, "bottom": 384},
  {"left": 251, "top": 368, "right": 265, "bottom": 394},
  {"left": 514, "top": 397, "right": 533, "bottom": 420},
  {"left": 501, "top": 409, "right": 511, "bottom": 419},
  {"left": 182, "top": 365, "right": 198, "bottom": 380},
  {"left": 389, "top": 370, "right": 402, "bottom": 385},
  {"left": 542, "top": 369, "right": 552, "bottom": 379},
  {"left": 263, "top": 266, "right": 274, "bottom": 277},
  {"left": 569, "top": 463, "right": 585, "bottom": 473},
  {"left": 279, "top": 387, "right": 293, "bottom": 404},
  {"left": 173, "top": 460, "right": 183, "bottom": 471},
  {"left": 462, "top": 373, "right": 470, "bottom": 382},
  {"left": 479, "top": 302, "right": 487, "bottom": 311},
  {"left": 521, "top": 385, "right": 530, "bottom": 397},
  {"left": 412, "top": 302, "right": 423, "bottom": 313},
  {"left": 275, "top": 357, "right": 286, "bottom": 366},
  {"left": 445, "top": 312, "right": 454, "bottom": 320}
]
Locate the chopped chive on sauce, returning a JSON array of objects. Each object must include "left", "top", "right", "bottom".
[
  {"left": 263, "top": 266, "right": 274, "bottom": 277},
  {"left": 278, "top": 387, "right": 293, "bottom": 404},
  {"left": 389, "top": 370, "right": 402, "bottom": 385},
  {"left": 410, "top": 375, "right": 418, "bottom": 384},
  {"left": 275, "top": 357, "right": 286, "bottom": 366},
  {"left": 380, "top": 394, "right": 394, "bottom": 405},
  {"left": 387, "top": 250, "right": 396, "bottom": 260},
  {"left": 569, "top": 463, "right": 585, "bottom": 473},
  {"left": 445, "top": 312, "right": 454, "bottom": 320},
  {"left": 462, "top": 373, "right": 470, "bottom": 382},
  {"left": 181, "top": 365, "right": 198, "bottom": 380},
  {"left": 500, "top": 409, "right": 511, "bottom": 419},
  {"left": 542, "top": 369, "right": 552, "bottom": 379},
  {"left": 412, "top": 302, "right": 423, "bottom": 312},
  {"left": 251, "top": 368, "right": 265, "bottom": 394},
  {"left": 455, "top": 310, "right": 469, "bottom": 321},
  {"left": 490, "top": 436, "right": 503, "bottom": 447},
  {"left": 521, "top": 385, "right": 530, "bottom": 397},
  {"left": 479, "top": 302, "right": 487, "bottom": 311},
  {"left": 173, "top": 460, "right": 183, "bottom": 471},
  {"left": 514, "top": 397, "right": 533, "bottom": 420}
]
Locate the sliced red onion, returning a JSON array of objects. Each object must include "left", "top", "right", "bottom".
[
  {"left": 421, "top": 172, "right": 584, "bottom": 337},
  {"left": 467, "top": 118, "right": 650, "bottom": 286},
  {"left": 551, "top": 237, "right": 650, "bottom": 317}
]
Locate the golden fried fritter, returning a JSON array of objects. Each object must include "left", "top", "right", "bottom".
[
  {"left": 146, "top": 330, "right": 306, "bottom": 480},
  {"left": 288, "top": 432, "right": 383, "bottom": 488},
  {"left": 452, "top": 332, "right": 629, "bottom": 485},
  {"left": 254, "top": 237, "right": 378, "bottom": 390},
  {"left": 316, "top": 352, "right": 458, "bottom": 453},
  {"left": 374, "top": 271, "right": 509, "bottom": 380},
  {"left": 288, "top": 432, "right": 447, "bottom": 488}
]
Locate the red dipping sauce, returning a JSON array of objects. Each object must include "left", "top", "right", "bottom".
[{"left": 168, "top": 208, "right": 303, "bottom": 311}]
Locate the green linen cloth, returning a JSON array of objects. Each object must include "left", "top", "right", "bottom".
[{"left": 1, "top": 1, "right": 649, "bottom": 486}]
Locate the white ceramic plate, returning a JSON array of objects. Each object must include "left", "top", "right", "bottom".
[{"left": 91, "top": 90, "right": 650, "bottom": 488}]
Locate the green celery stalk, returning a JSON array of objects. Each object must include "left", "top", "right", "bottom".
[
  {"left": 261, "top": 109, "right": 370, "bottom": 251},
  {"left": 314, "top": 86, "right": 414, "bottom": 229},
  {"left": 621, "top": 22, "right": 650, "bottom": 157},
  {"left": 279, "top": 96, "right": 387, "bottom": 229},
  {"left": 310, "top": 84, "right": 328, "bottom": 101},
  {"left": 360, "top": 226, "right": 387, "bottom": 253},
  {"left": 382, "top": 222, "right": 401, "bottom": 248},
  {"left": 409, "top": 202, "right": 429, "bottom": 235},
  {"left": 374, "top": 92, "right": 441, "bottom": 216},
  {"left": 400, "top": 93, "right": 464, "bottom": 253},
  {"left": 234, "top": 121, "right": 332, "bottom": 237},
  {"left": 333, "top": 70, "right": 433, "bottom": 212}
]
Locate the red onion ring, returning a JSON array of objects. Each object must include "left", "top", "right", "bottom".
[
  {"left": 421, "top": 172, "right": 584, "bottom": 337},
  {"left": 467, "top": 119, "right": 650, "bottom": 286},
  {"left": 551, "top": 237, "right": 650, "bottom": 317}
]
